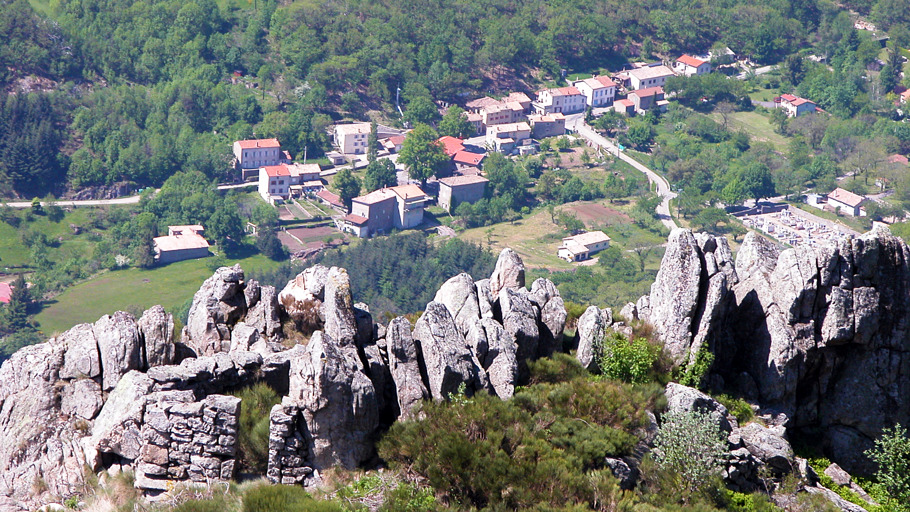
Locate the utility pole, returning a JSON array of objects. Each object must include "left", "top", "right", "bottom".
[{"left": 396, "top": 86, "right": 404, "bottom": 118}]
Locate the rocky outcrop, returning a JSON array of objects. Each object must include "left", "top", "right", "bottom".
[
  {"left": 182, "top": 265, "right": 281, "bottom": 355},
  {"left": 412, "top": 302, "right": 485, "bottom": 400},
  {"left": 385, "top": 318, "right": 429, "bottom": 418},
  {"left": 643, "top": 226, "right": 910, "bottom": 474},
  {"left": 287, "top": 331, "right": 379, "bottom": 471},
  {"left": 489, "top": 248, "right": 525, "bottom": 297},
  {"left": 575, "top": 306, "right": 607, "bottom": 371}
]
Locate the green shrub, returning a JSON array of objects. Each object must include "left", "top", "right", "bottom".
[
  {"left": 715, "top": 395, "right": 754, "bottom": 425},
  {"left": 723, "top": 491, "right": 779, "bottom": 512},
  {"left": 232, "top": 383, "right": 281, "bottom": 472},
  {"left": 597, "top": 332, "right": 662, "bottom": 384},
  {"left": 809, "top": 458, "right": 879, "bottom": 512},
  {"left": 648, "top": 409, "right": 727, "bottom": 501},
  {"left": 378, "top": 379, "right": 661, "bottom": 509},
  {"left": 243, "top": 484, "right": 344, "bottom": 512},
  {"left": 527, "top": 353, "right": 589, "bottom": 384},
  {"left": 377, "top": 484, "right": 439, "bottom": 512},
  {"left": 173, "top": 495, "right": 231, "bottom": 512},
  {"left": 865, "top": 424, "right": 910, "bottom": 512},
  {"left": 678, "top": 345, "right": 714, "bottom": 390}
]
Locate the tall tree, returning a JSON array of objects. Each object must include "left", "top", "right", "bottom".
[
  {"left": 367, "top": 121, "right": 379, "bottom": 162},
  {"left": 334, "top": 168, "right": 362, "bottom": 210},
  {"left": 0, "top": 274, "right": 30, "bottom": 335},
  {"left": 363, "top": 159, "right": 398, "bottom": 192},
  {"left": 398, "top": 124, "right": 449, "bottom": 186},
  {"left": 438, "top": 106, "right": 475, "bottom": 138}
]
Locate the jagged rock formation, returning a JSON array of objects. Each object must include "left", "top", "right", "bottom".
[
  {"left": 0, "top": 247, "right": 567, "bottom": 509},
  {"left": 640, "top": 226, "right": 910, "bottom": 474}
]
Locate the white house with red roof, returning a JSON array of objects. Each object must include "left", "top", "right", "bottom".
[
  {"left": 674, "top": 55, "right": 712, "bottom": 76},
  {"left": 776, "top": 94, "right": 817, "bottom": 117},
  {"left": 826, "top": 187, "right": 867, "bottom": 216},
  {"left": 534, "top": 86, "right": 586, "bottom": 115},
  {"left": 233, "top": 138, "right": 288, "bottom": 179},
  {"left": 258, "top": 165, "right": 292, "bottom": 203},
  {"left": 572, "top": 76, "right": 617, "bottom": 107}
]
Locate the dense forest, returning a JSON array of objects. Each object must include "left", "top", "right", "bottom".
[{"left": 2, "top": 0, "right": 907, "bottom": 197}]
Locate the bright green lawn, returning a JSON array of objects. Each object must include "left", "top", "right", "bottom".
[
  {"left": 711, "top": 110, "right": 789, "bottom": 151},
  {"left": 0, "top": 208, "right": 101, "bottom": 269},
  {"left": 35, "top": 252, "right": 283, "bottom": 336}
]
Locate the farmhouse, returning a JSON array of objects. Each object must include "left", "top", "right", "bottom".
[
  {"left": 776, "top": 94, "right": 817, "bottom": 117},
  {"left": 153, "top": 227, "right": 210, "bottom": 264},
  {"left": 628, "top": 86, "right": 669, "bottom": 114},
  {"left": 437, "top": 175, "right": 489, "bottom": 212},
  {"left": 826, "top": 187, "right": 867, "bottom": 216},
  {"left": 558, "top": 231, "right": 611, "bottom": 262},
  {"left": 528, "top": 113, "right": 566, "bottom": 139},
  {"left": 674, "top": 55, "right": 712, "bottom": 76}
]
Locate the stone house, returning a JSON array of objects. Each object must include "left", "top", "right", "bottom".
[
  {"left": 573, "top": 76, "right": 617, "bottom": 107},
  {"left": 154, "top": 227, "right": 210, "bottom": 264},
  {"left": 342, "top": 184, "right": 429, "bottom": 237},
  {"left": 437, "top": 175, "right": 489, "bottom": 212},
  {"left": 333, "top": 123, "right": 372, "bottom": 154},
  {"left": 528, "top": 113, "right": 566, "bottom": 138},
  {"left": 628, "top": 86, "right": 669, "bottom": 114}
]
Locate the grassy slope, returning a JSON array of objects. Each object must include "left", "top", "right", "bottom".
[
  {"left": 710, "top": 111, "right": 789, "bottom": 151},
  {"left": 35, "top": 252, "right": 282, "bottom": 336},
  {"left": 0, "top": 208, "right": 100, "bottom": 269}
]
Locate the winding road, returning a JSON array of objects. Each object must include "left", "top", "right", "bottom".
[{"left": 567, "top": 115, "right": 678, "bottom": 230}]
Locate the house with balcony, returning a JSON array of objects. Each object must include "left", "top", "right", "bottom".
[
  {"left": 776, "top": 94, "right": 817, "bottom": 117},
  {"left": 573, "top": 76, "right": 617, "bottom": 107}
]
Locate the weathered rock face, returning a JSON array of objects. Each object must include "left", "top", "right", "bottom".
[
  {"left": 644, "top": 226, "right": 910, "bottom": 474},
  {"left": 575, "top": 306, "right": 607, "bottom": 371},
  {"left": 287, "top": 332, "right": 379, "bottom": 471},
  {"left": 434, "top": 273, "right": 482, "bottom": 336},
  {"left": 95, "top": 311, "right": 144, "bottom": 391},
  {"left": 412, "top": 302, "right": 485, "bottom": 400},
  {"left": 489, "top": 248, "right": 525, "bottom": 297},
  {"left": 138, "top": 306, "right": 175, "bottom": 368},
  {"left": 385, "top": 317, "right": 430, "bottom": 418},
  {"left": 182, "top": 265, "right": 281, "bottom": 355},
  {"left": 639, "top": 229, "right": 737, "bottom": 365}
]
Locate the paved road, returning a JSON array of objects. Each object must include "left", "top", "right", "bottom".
[
  {"left": 736, "top": 64, "right": 778, "bottom": 80},
  {"left": 4, "top": 181, "right": 260, "bottom": 208},
  {"left": 568, "top": 116, "right": 678, "bottom": 230}
]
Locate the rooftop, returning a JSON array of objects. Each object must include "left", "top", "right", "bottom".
[
  {"left": 316, "top": 189, "right": 344, "bottom": 207},
  {"left": 547, "top": 86, "right": 582, "bottom": 96},
  {"left": 828, "top": 187, "right": 866, "bottom": 208},
  {"left": 466, "top": 96, "right": 501, "bottom": 109},
  {"left": 677, "top": 54, "right": 707, "bottom": 67},
  {"left": 528, "top": 113, "right": 566, "bottom": 123},
  {"left": 439, "top": 175, "right": 490, "bottom": 187},
  {"left": 288, "top": 163, "right": 321, "bottom": 176},
  {"left": 628, "top": 65, "right": 675, "bottom": 80},
  {"left": 453, "top": 150, "right": 486, "bottom": 166},
  {"left": 235, "top": 138, "right": 281, "bottom": 149},
  {"left": 489, "top": 122, "right": 531, "bottom": 134},
  {"left": 562, "top": 231, "right": 611, "bottom": 247},
  {"left": 343, "top": 213, "right": 369, "bottom": 226},
  {"left": 168, "top": 224, "right": 204, "bottom": 233},
  {"left": 631, "top": 86, "right": 665, "bottom": 98},
  {"left": 334, "top": 123, "right": 371, "bottom": 135},
  {"left": 262, "top": 165, "right": 291, "bottom": 177},
  {"left": 391, "top": 184, "right": 428, "bottom": 201},
  {"left": 0, "top": 282, "right": 11, "bottom": 304},
  {"left": 154, "top": 234, "right": 210, "bottom": 252},
  {"left": 577, "top": 76, "right": 617, "bottom": 89},
  {"left": 888, "top": 154, "right": 909, "bottom": 165},
  {"left": 616, "top": 99, "right": 635, "bottom": 107},
  {"left": 438, "top": 136, "right": 466, "bottom": 156},
  {"left": 354, "top": 188, "right": 397, "bottom": 205},
  {"left": 504, "top": 92, "right": 532, "bottom": 104}
]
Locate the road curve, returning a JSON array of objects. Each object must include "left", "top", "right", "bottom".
[{"left": 569, "top": 118, "right": 678, "bottom": 230}]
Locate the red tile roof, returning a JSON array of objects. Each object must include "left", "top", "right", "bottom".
[
  {"left": 677, "top": 54, "right": 707, "bottom": 68},
  {"left": 553, "top": 86, "right": 582, "bottom": 96},
  {"left": 438, "top": 136, "right": 466, "bottom": 156},
  {"left": 343, "top": 214, "right": 369, "bottom": 225},
  {"left": 453, "top": 150, "right": 485, "bottom": 166},
  {"left": 236, "top": 138, "right": 281, "bottom": 149},
  {"left": 828, "top": 187, "right": 865, "bottom": 208},
  {"left": 0, "top": 282, "right": 11, "bottom": 304},
  {"left": 262, "top": 164, "right": 291, "bottom": 177},
  {"left": 439, "top": 175, "right": 489, "bottom": 187},
  {"left": 631, "top": 86, "right": 664, "bottom": 98},
  {"left": 153, "top": 234, "right": 210, "bottom": 252},
  {"left": 778, "top": 94, "right": 799, "bottom": 102},
  {"left": 594, "top": 76, "right": 617, "bottom": 88},
  {"left": 316, "top": 189, "right": 344, "bottom": 208},
  {"left": 888, "top": 154, "right": 909, "bottom": 165}
]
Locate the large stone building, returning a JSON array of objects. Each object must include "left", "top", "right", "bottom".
[
  {"left": 528, "top": 113, "right": 566, "bottom": 139},
  {"left": 154, "top": 225, "right": 210, "bottom": 264},
  {"left": 486, "top": 122, "right": 532, "bottom": 153},
  {"left": 233, "top": 138, "right": 290, "bottom": 180},
  {"left": 437, "top": 175, "right": 489, "bottom": 212},
  {"left": 342, "top": 184, "right": 429, "bottom": 237},
  {"left": 333, "top": 123, "right": 372, "bottom": 154}
]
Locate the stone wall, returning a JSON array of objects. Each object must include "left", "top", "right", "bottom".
[
  {"left": 136, "top": 393, "right": 241, "bottom": 493},
  {"left": 266, "top": 400, "right": 313, "bottom": 485}
]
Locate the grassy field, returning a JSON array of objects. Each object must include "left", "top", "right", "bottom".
[
  {"left": 711, "top": 110, "right": 789, "bottom": 151},
  {"left": 0, "top": 207, "right": 106, "bottom": 270},
  {"left": 34, "top": 251, "right": 284, "bottom": 336}
]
